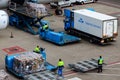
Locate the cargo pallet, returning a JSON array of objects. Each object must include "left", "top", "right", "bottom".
[
  {"left": 68, "top": 59, "right": 100, "bottom": 72},
  {"left": 24, "top": 70, "right": 61, "bottom": 80}
]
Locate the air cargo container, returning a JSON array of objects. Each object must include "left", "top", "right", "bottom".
[{"left": 64, "top": 9, "right": 118, "bottom": 44}]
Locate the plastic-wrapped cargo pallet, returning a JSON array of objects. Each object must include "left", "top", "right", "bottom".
[
  {"left": 26, "top": 2, "right": 48, "bottom": 17},
  {"left": 13, "top": 52, "right": 45, "bottom": 74},
  {"left": 0, "top": 70, "right": 10, "bottom": 80}
]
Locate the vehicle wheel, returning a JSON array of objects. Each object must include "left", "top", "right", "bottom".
[
  {"left": 89, "top": 39, "right": 93, "bottom": 43},
  {"left": 70, "top": 4, "right": 73, "bottom": 7},
  {"left": 50, "top": 5, "right": 53, "bottom": 8},
  {"left": 81, "top": 1, "right": 84, "bottom": 5},
  {"left": 93, "top": 0, "right": 96, "bottom": 3},
  {"left": 55, "top": 9, "right": 63, "bottom": 15}
]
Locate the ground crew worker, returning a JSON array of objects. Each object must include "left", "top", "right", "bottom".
[
  {"left": 97, "top": 56, "right": 104, "bottom": 73},
  {"left": 33, "top": 45, "right": 40, "bottom": 53},
  {"left": 57, "top": 59, "right": 64, "bottom": 77},
  {"left": 40, "top": 48, "right": 46, "bottom": 61},
  {"left": 43, "top": 24, "right": 48, "bottom": 31}
]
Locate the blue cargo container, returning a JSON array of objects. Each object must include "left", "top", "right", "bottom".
[{"left": 5, "top": 51, "right": 56, "bottom": 78}]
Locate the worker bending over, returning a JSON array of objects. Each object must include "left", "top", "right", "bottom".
[
  {"left": 43, "top": 24, "right": 48, "bottom": 31},
  {"left": 57, "top": 59, "right": 64, "bottom": 77},
  {"left": 33, "top": 45, "right": 40, "bottom": 53}
]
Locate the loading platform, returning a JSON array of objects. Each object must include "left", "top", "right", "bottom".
[{"left": 68, "top": 59, "right": 100, "bottom": 72}]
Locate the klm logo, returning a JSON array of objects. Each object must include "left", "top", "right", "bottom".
[
  {"left": 78, "top": 17, "right": 101, "bottom": 29},
  {"left": 78, "top": 18, "right": 84, "bottom": 23}
]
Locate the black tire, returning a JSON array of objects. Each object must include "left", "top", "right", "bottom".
[
  {"left": 70, "top": 3, "right": 73, "bottom": 7},
  {"left": 93, "top": 0, "right": 96, "bottom": 3},
  {"left": 50, "top": 5, "right": 57, "bottom": 9},
  {"left": 81, "top": 1, "right": 84, "bottom": 5},
  {"left": 89, "top": 39, "right": 93, "bottom": 43},
  {"left": 55, "top": 9, "right": 63, "bottom": 15}
]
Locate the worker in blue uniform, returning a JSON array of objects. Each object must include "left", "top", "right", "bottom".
[
  {"left": 40, "top": 48, "right": 46, "bottom": 61},
  {"left": 33, "top": 45, "right": 40, "bottom": 53},
  {"left": 97, "top": 56, "right": 104, "bottom": 73},
  {"left": 57, "top": 59, "right": 64, "bottom": 77}
]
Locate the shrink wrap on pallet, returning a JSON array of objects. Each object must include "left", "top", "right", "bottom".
[
  {"left": 13, "top": 52, "right": 45, "bottom": 74},
  {"left": 26, "top": 2, "right": 48, "bottom": 17},
  {"left": 0, "top": 70, "right": 10, "bottom": 80}
]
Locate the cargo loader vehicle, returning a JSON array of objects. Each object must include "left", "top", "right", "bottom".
[
  {"left": 39, "top": 21, "right": 81, "bottom": 45},
  {"left": 64, "top": 9, "right": 118, "bottom": 44},
  {"left": 8, "top": 0, "right": 50, "bottom": 35},
  {"left": 5, "top": 50, "right": 57, "bottom": 79}
]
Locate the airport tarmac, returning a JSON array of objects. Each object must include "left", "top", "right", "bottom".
[{"left": 0, "top": 2, "right": 120, "bottom": 80}]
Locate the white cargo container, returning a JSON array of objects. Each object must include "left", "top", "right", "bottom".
[
  {"left": 74, "top": 9, "right": 118, "bottom": 38},
  {"left": 64, "top": 9, "right": 118, "bottom": 44}
]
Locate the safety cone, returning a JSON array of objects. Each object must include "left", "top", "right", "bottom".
[{"left": 10, "top": 32, "right": 14, "bottom": 38}]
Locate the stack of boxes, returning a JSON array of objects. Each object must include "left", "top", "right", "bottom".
[
  {"left": 13, "top": 52, "right": 45, "bottom": 74},
  {"left": 26, "top": 2, "right": 48, "bottom": 17}
]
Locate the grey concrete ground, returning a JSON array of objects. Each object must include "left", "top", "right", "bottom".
[{"left": 0, "top": 2, "right": 120, "bottom": 80}]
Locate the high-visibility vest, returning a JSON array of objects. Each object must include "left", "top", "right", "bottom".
[
  {"left": 99, "top": 58, "right": 103, "bottom": 64},
  {"left": 43, "top": 25, "right": 48, "bottom": 30},
  {"left": 34, "top": 47, "right": 40, "bottom": 53},
  {"left": 58, "top": 61, "right": 64, "bottom": 67}
]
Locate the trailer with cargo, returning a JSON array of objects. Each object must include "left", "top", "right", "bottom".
[
  {"left": 64, "top": 9, "right": 118, "bottom": 44},
  {"left": 5, "top": 50, "right": 57, "bottom": 79}
]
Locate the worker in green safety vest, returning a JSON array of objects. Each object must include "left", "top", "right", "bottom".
[
  {"left": 57, "top": 59, "right": 64, "bottom": 77},
  {"left": 97, "top": 56, "right": 104, "bottom": 73},
  {"left": 42, "top": 24, "right": 48, "bottom": 31},
  {"left": 33, "top": 45, "right": 40, "bottom": 53}
]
